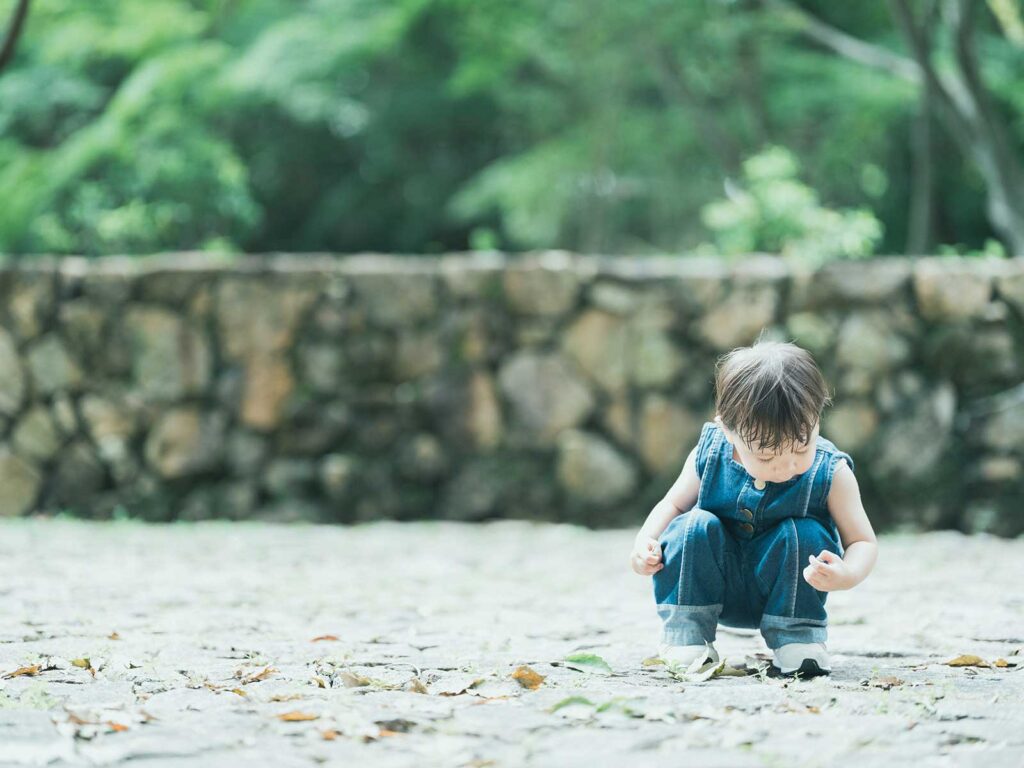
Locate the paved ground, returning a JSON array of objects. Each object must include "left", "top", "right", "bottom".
[{"left": 0, "top": 519, "right": 1021, "bottom": 768}]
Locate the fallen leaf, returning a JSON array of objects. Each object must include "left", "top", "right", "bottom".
[
  {"left": 641, "top": 657, "right": 664, "bottom": 667},
  {"left": 511, "top": 665, "right": 545, "bottom": 690},
  {"left": 378, "top": 729, "right": 402, "bottom": 737},
  {"left": 322, "top": 729, "right": 339, "bottom": 741},
  {"left": 945, "top": 655, "right": 990, "bottom": 668},
  {"left": 404, "top": 677, "right": 429, "bottom": 694},
  {"left": 549, "top": 696, "right": 595, "bottom": 713},
  {"left": 71, "top": 659, "right": 91, "bottom": 669},
  {"left": 269, "top": 694, "right": 304, "bottom": 702},
  {"left": 337, "top": 670, "right": 371, "bottom": 688},
  {"left": 563, "top": 653, "right": 613, "bottom": 676},
  {"left": 108, "top": 632, "right": 121, "bottom": 641},
  {"left": 313, "top": 677, "right": 327, "bottom": 689},
  {"left": 229, "top": 688, "right": 247, "bottom": 697},
  {"left": 311, "top": 635, "right": 340, "bottom": 642},
  {"left": 277, "top": 711, "right": 318, "bottom": 722},
  {"left": 993, "top": 658, "right": 1017, "bottom": 668},
  {"left": 107, "top": 722, "right": 129, "bottom": 732},
  {"left": 4, "top": 665, "right": 40, "bottom": 679},
  {"left": 237, "top": 666, "right": 276, "bottom": 684}
]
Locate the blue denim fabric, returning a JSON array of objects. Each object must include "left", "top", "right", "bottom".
[{"left": 653, "top": 421, "right": 854, "bottom": 649}]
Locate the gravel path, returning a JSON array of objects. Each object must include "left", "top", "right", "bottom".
[{"left": 0, "top": 519, "right": 1021, "bottom": 767}]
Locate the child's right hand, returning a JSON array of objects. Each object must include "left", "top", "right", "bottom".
[{"left": 630, "top": 536, "right": 664, "bottom": 575}]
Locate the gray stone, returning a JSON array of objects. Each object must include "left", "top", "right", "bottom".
[
  {"left": 320, "top": 454, "right": 357, "bottom": 501},
  {"left": 217, "top": 279, "right": 317, "bottom": 360},
  {"left": 498, "top": 352, "right": 595, "bottom": 443},
  {"left": 58, "top": 299, "right": 106, "bottom": 359},
  {"left": 226, "top": 429, "right": 269, "bottom": 476},
  {"left": 638, "top": 395, "right": 701, "bottom": 473},
  {"left": 80, "top": 394, "right": 138, "bottom": 471},
  {"left": 0, "top": 326, "right": 25, "bottom": 415},
  {"left": 394, "top": 330, "right": 443, "bottom": 380},
  {"left": 980, "top": 402, "right": 1024, "bottom": 452},
  {"left": 26, "top": 334, "right": 81, "bottom": 394},
  {"left": 697, "top": 287, "right": 778, "bottom": 350},
  {"left": 396, "top": 434, "right": 447, "bottom": 482},
  {"left": 125, "top": 306, "right": 211, "bottom": 401},
  {"left": 562, "top": 310, "right": 630, "bottom": 392},
  {"left": 7, "top": 272, "right": 55, "bottom": 340},
  {"left": 144, "top": 408, "right": 226, "bottom": 478},
  {"left": 48, "top": 440, "right": 107, "bottom": 507},
  {"left": 263, "top": 458, "right": 318, "bottom": 497},
  {"left": 503, "top": 256, "right": 581, "bottom": 316},
  {"left": 873, "top": 383, "right": 956, "bottom": 481},
  {"left": 556, "top": 429, "right": 638, "bottom": 503},
  {"left": 11, "top": 406, "right": 62, "bottom": 462},
  {"left": 0, "top": 449, "right": 41, "bottom": 516},
  {"left": 913, "top": 258, "right": 993, "bottom": 320},
  {"left": 996, "top": 267, "right": 1024, "bottom": 316},
  {"left": 785, "top": 312, "right": 837, "bottom": 358},
  {"left": 629, "top": 324, "right": 684, "bottom": 388},
  {"left": 298, "top": 344, "right": 346, "bottom": 393},
  {"left": 823, "top": 402, "right": 879, "bottom": 452},
  {"left": 588, "top": 281, "right": 642, "bottom": 315},
  {"left": 348, "top": 272, "right": 438, "bottom": 327},
  {"left": 836, "top": 312, "right": 911, "bottom": 375}
]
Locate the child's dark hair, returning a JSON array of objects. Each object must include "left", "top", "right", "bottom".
[{"left": 714, "top": 338, "right": 832, "bottom": 453}]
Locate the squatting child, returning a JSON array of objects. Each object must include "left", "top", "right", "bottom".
[{"left": 630, "top": 338, "right": 878, "bottom": 677}]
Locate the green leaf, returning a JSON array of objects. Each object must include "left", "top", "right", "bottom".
[
  {"left": 549, "top": 695, "right": 595, "bottom": 713},
  {"left": 562, "top": 653, "right": 613, "bottom": 676}
]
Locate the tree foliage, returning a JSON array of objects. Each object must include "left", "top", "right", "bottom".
[{"left": 0, "top": 0, "right": 1021, "bottom": 256}]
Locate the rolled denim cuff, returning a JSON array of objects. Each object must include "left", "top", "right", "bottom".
[
  {"left": 760, "top": 613, "right": 828, "bottom": 649},
  {"left": 657, "top": 603, "right": 722, "bottom": 646}
]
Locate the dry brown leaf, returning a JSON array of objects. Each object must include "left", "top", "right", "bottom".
[
  {"left": 378, "top": 729, "right": 402, "bottom": 737},
  {"left": 404, "top": 677, "right": 429, "bottom": 694},
  {"left": 229, "top": 688, "right": 248, "bottom": 697},
  {"left": 270, "top": 693, "right": 304, "bottom": 702},
  {"left": 4, "top": 664, "right": 40, "bottom": 679},
  {"left": 945, "top": 654, "right": 990, "bottom": 668},
  {"left": 321, "top": 729, "right": 339, "bottom": 741},
  {"left": 108, "top": 632, "right": 121, "bottom": 641},
  {"left": 108, "top": 722, "right": 129, "bottom": 733},
  {"left": 311, "top": 635, "right": 340, "bottom": 642},
  {"left": 511, "top": 665, "right": 545, "bottom": 690},
  {"left": 337, "top": 670, "right": 371, "bottom": 688},
  {"left": 277, "top": 711, "right": 319, "bottom": 722},
  {"left": 238, "top": 665, "right": 276, "bottom": 684}
]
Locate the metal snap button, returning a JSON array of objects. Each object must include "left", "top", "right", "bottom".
[
  {"left": 740, "top": 522, "right": 754, "bottom": 533},
  {"left": 741, "top": 508, "right": 753, "bottom": 520}
]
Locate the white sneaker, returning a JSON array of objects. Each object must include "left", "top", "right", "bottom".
[
  {"left": 771, "top": 642, "right": 831, "bottom": 677},
  {"left": 658, "top": 642, "right": 719, "bottom": 668}
]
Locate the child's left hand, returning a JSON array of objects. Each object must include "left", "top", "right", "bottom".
[{"left": 802, "top": 550, "right": 852, "bottom": 592}]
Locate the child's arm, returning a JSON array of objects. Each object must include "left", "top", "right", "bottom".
[
  {"left": 631, "top": 445, "right": 700, "bottom": 575},
  {"left": 804, "top": 460, "right": 878, "bottom": 591}
]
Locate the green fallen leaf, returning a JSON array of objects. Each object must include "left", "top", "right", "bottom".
[
  {"left": 563, "top": 653, "right": 613, "bottom": 676},
  {"left": 549, "top": 695, "right": 595, "bottom": 713}
]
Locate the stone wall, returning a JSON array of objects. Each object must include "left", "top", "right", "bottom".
[{"left": 0, "top": 252, "right": 1021, "bottom": 534}]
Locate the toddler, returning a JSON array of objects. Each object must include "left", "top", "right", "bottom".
[{"left": 630, "top": 339, "right": 878, "bottom": 677}]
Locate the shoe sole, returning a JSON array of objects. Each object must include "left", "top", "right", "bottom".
[{"left": 768, "top": 659, "right": 830, "bottom": 678}]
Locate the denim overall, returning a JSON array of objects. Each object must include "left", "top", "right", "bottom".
[{"left": 653, "top": 421, "right": 854, "bottom": 649}]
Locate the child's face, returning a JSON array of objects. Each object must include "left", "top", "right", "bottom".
[{"left": 716, "top": 415, "right": 820, "bottom": 485}]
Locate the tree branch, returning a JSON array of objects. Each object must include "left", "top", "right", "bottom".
[
  {"left": 0, "top": 0, "right": 31, "bottom": 75},
  {"left": 762, "top": 0, "right": 921, "bottom": 81}
]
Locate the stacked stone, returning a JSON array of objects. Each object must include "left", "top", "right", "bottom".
[{"left": 0, "top": 252, "right": 1020, "bottom": 533}]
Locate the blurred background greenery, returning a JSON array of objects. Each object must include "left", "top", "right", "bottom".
[{"left": 1, "top": 0, "right": 1023, "bottom": 259}]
